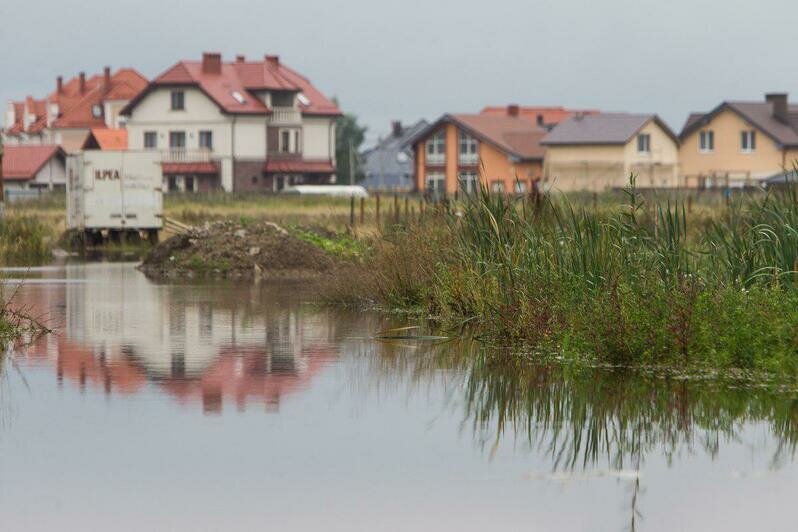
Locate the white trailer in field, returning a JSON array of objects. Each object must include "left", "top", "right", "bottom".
[{"left": 67, "top": 150, "right": 163, "bottom": 243}]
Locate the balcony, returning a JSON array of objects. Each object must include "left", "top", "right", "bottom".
[
  {"left": 162, "top": 148, "right": 212, "bottom": 163},
  {"left": 458, "top": 153, "right": 479, "bottom": 165},
  {"left": 426, "top": 153, "right": 445, "bottom": 165},
  {"left": 270, "top": 107, "right": 302, "bottom": 124}
]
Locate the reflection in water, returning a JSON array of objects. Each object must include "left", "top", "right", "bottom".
[
  {"left": 4, "top": 263, "right": 798, "bottom": 531},
  {"left": 9, "top": 263, "right": 370, "bottom": 414},
  {"left": 365, "top": 340, "right": 798, "bottom": 530}
]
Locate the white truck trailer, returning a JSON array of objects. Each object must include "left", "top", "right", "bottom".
[{"left": 66, "top": 150, "right": 164, "bottom": 243}]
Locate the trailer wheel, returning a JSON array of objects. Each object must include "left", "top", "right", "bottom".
[{"left": 147, "top": 229, "right": 160, "bottom": 245}]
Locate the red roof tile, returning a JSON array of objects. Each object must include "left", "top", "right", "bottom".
[
  {"left": 83, "top": 128, "right": 128, "bottom": 150},
  {"left": 263, "top": 159, "right": 335, "bottom": 173},
  {"left": 4, "top": 68, "right": 148, "bottom": 137},
  {"left": 2, "top": 145, "right": 64, "bottom": 180},
  {"left": 51, "top": 69, "right": 148, "bottom": 129},
  {"left": 480, "top": 106, "right": 600, "bottom": 127},
  {"left": 124, "top": 54, "right": 341, "bottom": 117},
  {"left": 161, "top": 161, "right": 220, "bottom": 174}
]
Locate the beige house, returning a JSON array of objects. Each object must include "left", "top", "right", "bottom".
[
  {"left": 679, "top": 93, "right": 798, "bottom": 188},
  {"left": 541, "top": 113, "right": 680, "bottom": 191}
]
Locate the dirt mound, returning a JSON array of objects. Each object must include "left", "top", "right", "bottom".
[{"left": 139, "top": 221, "right": 338, "bottom": 279}]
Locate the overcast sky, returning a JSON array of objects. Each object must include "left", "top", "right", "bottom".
[{"left": 2, "top": 0, "right": 797, "bottom": 146}]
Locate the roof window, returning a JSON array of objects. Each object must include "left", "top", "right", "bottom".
[
  {"left": 231, "top": 91, "right": 247, "bottom": 104},
  {"left": 297, "top": 92, "right": 311, "bottom": 106}
]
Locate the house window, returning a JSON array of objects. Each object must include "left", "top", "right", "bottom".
[
  {"left": 426, "top": 130, "right": 446, "bottom": 164},
  {"left": 277, "top": 129, "right": 300, "bottom": 153},
  {"left": 426, "top": 172, "right": 445, "bottom": 193},
  {"left": 514, "top": 180, "right": 528, "bottom": 193},
  {"left": 458, "top": 131, "right": 478, "bottom": 164},
  {"left": 171, "top": 91, "right": 185, "bottom": 111},
  {"left": 293, "top": 130, "right": 301, "bottom": 153},
  {"left": 199, "top": 130, "right": 213, "bottom": 150},
  {"left": 741, "top": 130, "right": 756, "bottom": 152},
  {"left": 458, "top": 171, "right": 478, "bottom": 194},
  {"left": 169, "top": 131, "right": 186, "bottom": 149},
  {"left": 699, "top": 130, "right": 714, "bottom": 153},
  {"left": 637, "top": 134, "right": 651, "bottom": 153},
  {"left": 91, "top": 104, "right": 103, "bottom": 118},
  {"left": 143, "top": 131, "right": 157, "bottom": 149},
  {"left": 491, "top": 181, "right": 505, "bottom": 193}
]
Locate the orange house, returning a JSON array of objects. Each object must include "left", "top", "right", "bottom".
[{"left": 410, "top": 106, "right": 546, "bottom": 195}]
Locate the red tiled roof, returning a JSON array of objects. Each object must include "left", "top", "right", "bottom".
[
  {"left": 51, "top": 69, "right": 148, "bottom": 129},
  {"left": 2, "top": 145, "right": 64, "bottom": 180},
  {"left": 480, "top": 106, "right": 600, "bottom": 127},
  {"left": 83, "top": 128, "right": 128, "bottom": 150},
  {"left": 124, "top": 54, "right": 341, "bottom": 117},
  {"left": 263, "top": 159, "right": 335, "bottom": 173},
  {"left": 161, "top": 161, "right": 220, "bottom": 174},
  {"left": 4, "top": 68, "right": 148, "bottom": 136}
]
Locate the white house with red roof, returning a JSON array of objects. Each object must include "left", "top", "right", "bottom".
[
  {"left": 1, "top": 145, "right": 66, "bottom": 194},
  {"left": 121, "top": 52, "right": 342, "bottom": 193},
  {"left": 3, "top": 67, "right": 148, "bottom": 153}
]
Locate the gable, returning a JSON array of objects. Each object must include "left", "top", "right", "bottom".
[{"left": 127, "top": 86, "right": 226, "bottom": 122}]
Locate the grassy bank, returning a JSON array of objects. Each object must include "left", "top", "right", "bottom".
[{"left": 332, "top": 180, "right": 798, "bottom": 377}]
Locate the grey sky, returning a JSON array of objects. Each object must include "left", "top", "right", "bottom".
[{"left": 2, "top": 0, "right": 797, "bottom": 146}]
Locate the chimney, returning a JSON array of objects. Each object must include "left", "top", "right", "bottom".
[
  {"left": 536, "top": 114, "right": 545, "bottom": 127},
  {"left": 391, "top": 121, "right": 402, "bottom": 137},
  {"left": 766, "top": 93, "right": 788, "bottom": 124},
  {"left": 79, "top": 72, "right": 86, "bottom": 94},
  {"left": 103, "top": 66, "right": 111, "bottom": 92},
  {"left": 202, "top": 52, "right": 222, "bottom": 74},
  {"left": 236, "top": 54, "right": 246, "bottom": 63},
  {"left": 56, "top": 76, "right": 63, "bottom": 94},
  {"left": 507, "top": 104, "right": 520, "bottom": 117},
  {"left": 265, "top": 55, "right": 280, "bottom": 68}
]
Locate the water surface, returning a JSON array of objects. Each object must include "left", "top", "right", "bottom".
[{"left": 1, "top": 263, "right": 797, "bottom": 531}]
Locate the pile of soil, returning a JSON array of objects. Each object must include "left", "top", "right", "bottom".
[{"left": 139, "top": 221, "right": 338, "bottom": 279}]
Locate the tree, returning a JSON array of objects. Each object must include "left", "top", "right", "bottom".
[{"left": 333, "top": 97, "right": 367, "bottom": 184}]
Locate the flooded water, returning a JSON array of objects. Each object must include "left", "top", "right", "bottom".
[{"left": 2, "top": 262, "right": 798, "bottom": 531}]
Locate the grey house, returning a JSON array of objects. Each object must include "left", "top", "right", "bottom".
[{"left": 360, "top": 120, "right": 428, "bottom": 192}]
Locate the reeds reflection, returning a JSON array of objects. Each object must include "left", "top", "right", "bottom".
[
  {"left": 371, "top": 338, "right": 798, "bottom": 467},
  {"left": 366, "top": 337, "right": 798, "bottom": 530}
]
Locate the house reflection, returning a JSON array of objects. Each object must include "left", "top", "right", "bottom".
[{"left": 11, "top": 263, "right": 343, "bottom": 414}]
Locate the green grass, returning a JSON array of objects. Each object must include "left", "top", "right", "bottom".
[
  {"left": 0, "top": 216, "right": 56, "bottom": 265},
  {"left": 292, "top": 229, "right": 368, "bottom": 261},
  {"left": 333, "top": 178, "right": 798, "bottom": 378}
]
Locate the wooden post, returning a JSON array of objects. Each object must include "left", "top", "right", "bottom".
[
  {"left": 0, "top": 136, "right": 5, "bottom": 217},
  {"left": 404, "top": 195, "right": 409, "bottom": 220},
  {"left": 359, "top": 197, "right": 365, "bottom": 224},
  {"left": 687, "top": 194, "right": 692, "bottom": 214},
  {"left": 350, "top": 196, "right": 355, "bottom": 227},
  {"left": 393, "top": 193, "right": 399, "bottom": 222},
  {"left": 375, "top": 193, "right": 381, "bottom": 227}
]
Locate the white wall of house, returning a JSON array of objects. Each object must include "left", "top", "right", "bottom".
[
  {"left": 31, "top": 157, "right": 66, "bottom": 188},
  {"left": 125, "top": 87, "right": 337, "bottom": 191},
  {"left": 126, "top": 87, "right": 237, "bottom": 189},
  {"left": 233, "top": 117, "right": 266, "bottom": 159},
  {"left": 302, "top": 117, "right": 336, "bottom": 161}
]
